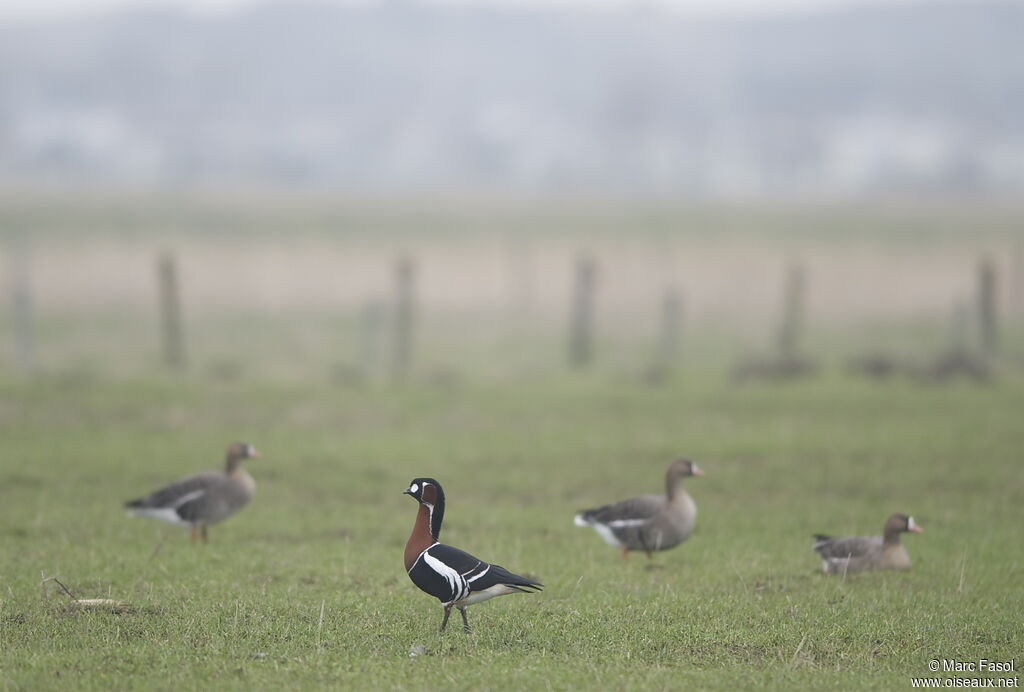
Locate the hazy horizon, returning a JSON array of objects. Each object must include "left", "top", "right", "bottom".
[
  {"left": 0, "top": 0, "right": 968, "bottom": 22},
  {"left": 1, "top": 0, "right": 1019, "bottom": 197}
]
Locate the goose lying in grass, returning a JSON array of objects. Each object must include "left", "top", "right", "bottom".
[{"left": 813, "top": 512, "right": 923, "bottom": 575}]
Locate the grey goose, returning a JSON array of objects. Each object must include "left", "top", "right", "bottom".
[
  {"left": 125, "top": 442, "right": 258, "bottom": 542},
  {"left": 574, "top": 458, "right": 702, "bottom": 561},
  {"left": 813, "top": 512, "right": 923, "bottom": 575}
]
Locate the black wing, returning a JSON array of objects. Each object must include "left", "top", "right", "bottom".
[
  {"left": 408, "top": 543, "right": 542, "bottom": 604},
  {"left": 430, "top": 544, "right": 543, "bottom": 593},
  {"left": 407, "top": 543, "right": 474, "bottom": 604}
]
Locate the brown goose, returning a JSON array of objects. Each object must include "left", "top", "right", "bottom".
[
  {"left": 125, "top": 442, "right": 259, "bottom": 543},
  {"left": 573, "top": 458, "right": 702, "bottom": 561},
  {"left": 813, "top": 513, "right": 923, "bottom": 575}
]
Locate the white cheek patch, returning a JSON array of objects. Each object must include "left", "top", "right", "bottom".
[
  {"left": 409, "top": 483, "right": 419, "bottom": 494},
  {"left": 908, "top": 516, "right": 917, "bottom": 531}
]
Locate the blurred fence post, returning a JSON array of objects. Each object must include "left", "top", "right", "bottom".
[
  {"left": 391, "top": 254, "right": 417, "bottom": 381},
  {"left": 568, "top": 254, "right": 597, "bottom": 369},
  {"left": 977, "top": 256, "right": 998, "bottom": 359},
  {"left": 156, "top": 251, "right": 186, "bottom": 371},
  {"left": 8, "top": 237, "right": 34, "bottom": 374},
  {"left": 776, "top": 261, "right": 806, "bottom": 359},
  {"left": 655, "top": 286, "right": 683, "bottom": 372},
  {"left": 1011, "top": 243, "right": 1023, "bottom": 321}
]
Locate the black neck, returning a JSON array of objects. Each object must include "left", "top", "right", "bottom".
[{"left": 428, "top": 490, "right": 445, "bottom": 540}]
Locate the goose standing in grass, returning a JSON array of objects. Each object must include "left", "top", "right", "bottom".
[
  {"left": 813, "top": 512, "right": 923, "bottom": 575},
  {"left": 403, "top": 478, "right": 542, "bottom": 633},
  {"left": 574, "top": 458, "right": 703, "bottom": 561},
  {"left": 125, "top": 442, "right": 259, "bottom": 543}
]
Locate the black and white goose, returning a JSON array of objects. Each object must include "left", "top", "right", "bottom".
[
  {"left": 813, "top": 512, "right": 923, "bottom": 575},
  {"left": 574, "top": 458, "right": 703, "bottom": 561},
  {"left": 403, "top": 478, "right": 542, "bottom": 633},
  {"left": 125, "top": 442, "right": 259, "bottom": 543}
]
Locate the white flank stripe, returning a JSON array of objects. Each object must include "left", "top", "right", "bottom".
[
  {"left": 128, "top": 507, "right": 191, "bottom": 526},
  {"left": 592, "top": 523, "right": 623, "bottom": 548},
  {"left": 466, "top": 565, "right": 490, "bottom": 583},
  {"left": 606, "top": 518, "right": 646, "bottom": 528},
  {"left": 172, "top": 489, "right": 205, "bottom": 509},
  {"left": 825, "top": 558, "right": 847, "bottom": 573},
  {"left": 422, "top": 550, "right": 468, "bottom": 604}
]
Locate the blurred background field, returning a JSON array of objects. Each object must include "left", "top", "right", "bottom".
[
  {"left": 1, "top": 326, "right": 1022, "bottom": 690},
  {"left": 2, "top": 192, "right": 1023, "bottom": 383}
]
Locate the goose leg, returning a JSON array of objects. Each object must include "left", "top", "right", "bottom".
[
  {"left": 439, "top": 606, "right": 453, "bottom": 633},
  {"left": 643, "top": 550, "right": 664, "bottom": 571},
  {"left": 620, "top": 545, "right": 630, "bottom": 561},
  {"left": 190, "top": 526, "right": 198, "bottom": 543},
  {"left": 200, "top": 525, "right": 209, "bottom": 543},
  {"left": 457, "top": 606, "right": 470, "bottom": 633}
]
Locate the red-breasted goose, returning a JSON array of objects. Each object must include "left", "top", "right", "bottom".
[
  {"left": 574, "top": 458, "right": 702, "bottom": 561},
  {"left": 403, "top": 478, "right": 542, "bottom": 633},
  {"left": 813, "top": 512, "right": 923, "bottom": 575},
  {"left": 125, "top": 442, "right": 259, "bottom": 543}
]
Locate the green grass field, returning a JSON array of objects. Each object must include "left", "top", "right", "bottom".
[
  {"left": 2, "top": 370, "right": 1021, "bottom": 690},
  {"left": 1, "top": 194, "right": 1022, "bottom": 689}
]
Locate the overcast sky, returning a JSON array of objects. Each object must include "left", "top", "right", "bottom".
[{"left": 0, "top": 0, "right": 946, "bottom": 21}]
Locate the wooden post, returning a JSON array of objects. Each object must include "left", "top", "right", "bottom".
[
  {"left": 1011, "top": 243, "right": 1023, "bottom": 320},
  {"left": 777, "top": 262, "right": 806, "bottom": 360},
  {"left": 655, "top": 286, "right": 683, "bottom": 371},
  {"left": 568, "top": 254, "right": 597, "bottom": 369},
  {"left": 8, "top": 238, "right": 34, "bottom": 374},
  {"left": 156, "top": 252, "right": 185, "bottom": 371},
  {"left": 392, "top": 254, "right": 416, "bottom": 380},
  {"left": 977, "top": 256, "right": 998, "bottom": 359}
]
